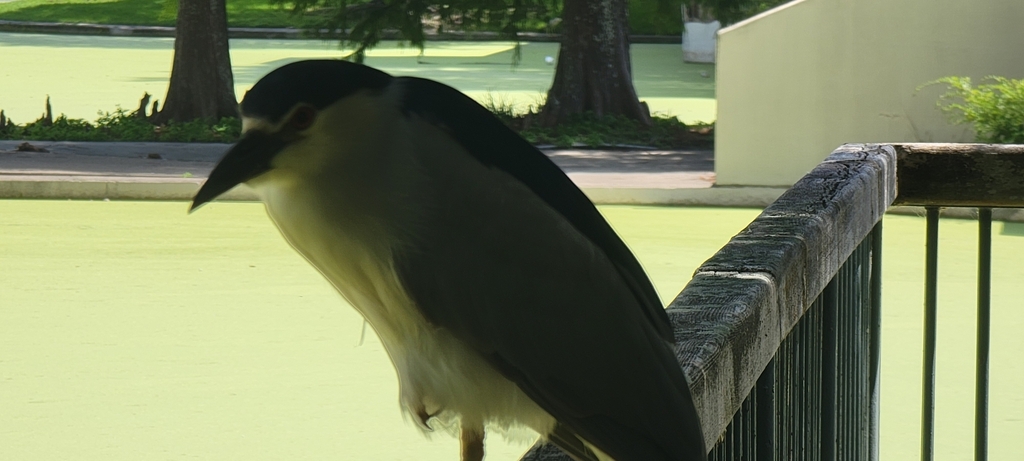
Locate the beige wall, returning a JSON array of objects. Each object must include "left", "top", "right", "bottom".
[{"left": 715, "top": 0, "right": 1024, "bottom": 186}]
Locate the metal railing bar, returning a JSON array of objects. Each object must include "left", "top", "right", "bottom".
[
  {"left": 863, "top": 248, "right": 868, "bottom": 456},
  {"left": 780, "top": 340, "right": 789, "bottom": 460},
  {"left": 922, "top": 206, "right": 939, "bottom": 461},
  {"left": 821, "top": 279, "right": 838, "bottom": 461},
  {"left": 869, "top": 222, "right": 882, "bottom": 461},
  {"left": 749, "top": 394, "right": 755, "bottom": 459},
  {"left": 850, "top": 259, "right": 856, "bottom": 458},
  {"left": 839, "top": 262, "right": 848, "bottom": 460},
  {"left": 814, "top": 303, "right": 822, "bottom": 461},
  {"left": 796, "top": 305, "right": 806, "bottom": 459},
  {"left": 756, "top": 358, "right": 775, "bottom": 461},
  {"left": 852, "top": 245, "right": 860, "bottom": 459},
  {"left": 724, "top": 403, "right": 733, "bottom": 460},
  {"left": 975, "top": 208, "right": 992, "bottom": 461},
  {"left": 809, "top": 300, "right": 816, "bottom": 460}
]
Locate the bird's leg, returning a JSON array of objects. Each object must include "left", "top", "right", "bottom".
[{"left": 460, "top": 426, "right": 485, "bottom": 461}]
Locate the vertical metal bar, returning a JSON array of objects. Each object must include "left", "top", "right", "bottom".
[
  {"left": 821, "top": 279, "right": 838, "bottom": 461},
  {"left": 757, "top": 359, "right": 776, "bottom": 461},
  {"left": 807, "top": 309, "right": 815, "bottom": 460},
  {"left": 845, "top": 259, "right": 853, "bottom": 460},
  {"left": 745, "top": 390, "right": 753, "bottom": 461},
  {"left": 781, "top": 339, "right": 791, "bottom": 460},
  {"left": 836, "top": 270, "right": 844, "bottom": 461},
  {"left": 975, "top": 208, "right": 992, "bottom": 461},
  {"left": 851, "top": 254, "right": 859, "bottom": 459},
  {"left": 922, "top": 207, "right": 940, "bottom": 461},
  {"left": 726, "top": 404, "right": 733, "bottom": 460},
  {"left": 870, "top": 221, "right": 883, "bottom": 461},
  {"left": 856, "top": 247, "right": 864, "bottom": 460},
  {"left": 796, "top": 308, "right": 805, "bottom": 460},
  {"left": 741, "top": 393, "right": 749, "bottom": 460},
  {"left": 837, "top": 264, "right": 847, "bottom": 461},
  {"left": 810, "top": 303, "right": 820, "bottom": 461}
]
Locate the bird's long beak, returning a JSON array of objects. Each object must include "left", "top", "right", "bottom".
[{"left": 190, "top": 131, "right": 288, "bottom": 212}]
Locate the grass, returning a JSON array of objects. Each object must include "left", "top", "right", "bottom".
[
  {"left": 0, "top": 0, "right": 303, "bottom": 28},
  {"left": 0, "top": 0, "right": 691, "bottom": 33},
  {"left": 1, "top": 201, "right": 1022, "bottom": 460}
]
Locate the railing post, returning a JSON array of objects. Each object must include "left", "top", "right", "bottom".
[
  {"left": 821, "top": 279, "right": 838, "bottom": 461},
  {"left": 756, "top": 358, "right": 776, "bottom": 461},
  {"left": 922, "top": 207, "right": 939, "bottom": 461},
  {"left": 869, "top": 221, "right": 883, "bottom": 461},
  {"left": 975, "top": 208, "right": 992, "bottom": 461}
]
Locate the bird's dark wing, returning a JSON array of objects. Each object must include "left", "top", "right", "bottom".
[
  {"left": 396, "top": 77, "right": 673, "bottom": 343},
  {"left": 391, "top": 78, "right": 706, "bottom": 460},
  {"left": 389, "top": 157, "right": 706, "bottom": 460}
]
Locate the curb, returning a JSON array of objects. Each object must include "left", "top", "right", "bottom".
[
  {"left": 0, "top": 142, "right": 753, "bottom": 206},
  {"left": 0, "top": 20, "right": 682, "bottom": 44},
  {"left": 5, "top": 174, "right": 1021, "bottom": 220},
  {"left": 0, "top": 179, "right": 786, "bottom": 208},
  {"left": 1, "top": 141, "right": 729, "bottom": 205}
]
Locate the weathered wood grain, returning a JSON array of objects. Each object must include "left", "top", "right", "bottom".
[
  {"left": 669, "top": 144, "right": 895, "bottom": 449},
  {"left": 893, "top": 143, "right": 1024, "bottom": 207},
  {"left": 521, "top": 144, "right": 896, "bottom": 459}
]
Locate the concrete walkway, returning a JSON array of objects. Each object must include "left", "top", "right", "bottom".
[{"left": 0, "top": 141, "right": 786, "bottom": 206}]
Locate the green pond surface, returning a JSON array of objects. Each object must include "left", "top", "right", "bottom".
[
  {"left": 1, "top": 201, "right": 1021, "bottom": 460},
  {"left": 0, "top": 33, "right": 717, "bottom": 125}
]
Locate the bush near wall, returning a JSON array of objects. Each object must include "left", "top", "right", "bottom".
[{"left": 932, "top": 76, "right": 1024, "bottom": 144}]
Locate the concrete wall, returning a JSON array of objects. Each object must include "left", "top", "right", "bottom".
[{"left": 715, "top": 0, "right": 1024, "bottom": 186}]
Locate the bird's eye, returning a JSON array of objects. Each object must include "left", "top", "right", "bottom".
[{"left": 290, "top": 106, "right": 317, "bottom": 130}]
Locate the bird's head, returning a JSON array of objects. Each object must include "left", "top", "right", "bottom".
[{"left": 190, "top": 60, "right": 393, "bottom": 212}]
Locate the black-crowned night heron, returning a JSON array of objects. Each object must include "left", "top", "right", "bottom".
[{"left": 191, "top": 60, "right": 706, "bottom": 461}]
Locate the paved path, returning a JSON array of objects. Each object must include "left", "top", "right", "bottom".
[{"left": 0, "top": 140, "right": 786, "bottom": 206}]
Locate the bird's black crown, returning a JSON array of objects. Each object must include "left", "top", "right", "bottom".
[{"left": 239, "top": 60, "right": 393, "bottom": 124}]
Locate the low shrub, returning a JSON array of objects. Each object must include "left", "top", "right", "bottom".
[
  {"left": 929, "top": 76, "right": 1024, "bottom": 144},
  {"left": 1, "top": 104, "right": 710, "bottom": 149},
  {"left": 0, "top": 108, "right": 241, "bottom": 143},
  {"left": 510, "top": 112, "right": 713, "bottom": 149}
]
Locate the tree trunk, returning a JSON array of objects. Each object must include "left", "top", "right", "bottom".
[
  {"left": 153, "top": 0, "right": 237, "bottom": 123},
  {"left": 539, "top": 0, "right": 650, "bottom": 127}
]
